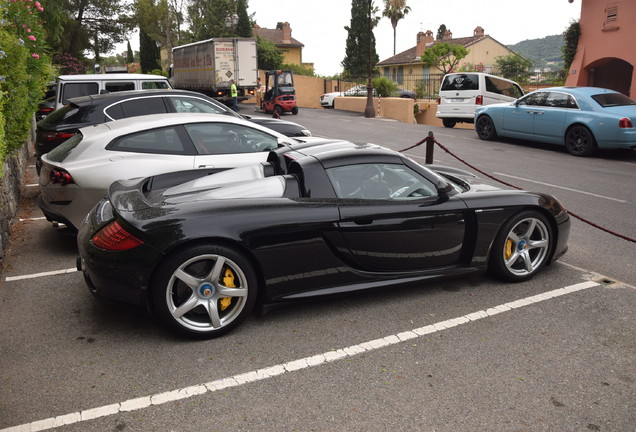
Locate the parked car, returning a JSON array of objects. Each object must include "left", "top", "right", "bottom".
[
  {"left": 38, "top": 113, "right": 303, "bottom": 230},
  {"left": 320, "top": 85, "right": 376, "bottom": 109},
  {"left": 35, "top": 89, "right": 311, "bottom": 173},
  {"left": 475, "top": 86, "right": 636, "bottom": 156},
  {"left": 77, "top": 140, "right": 570, "bottom": 338},
  {"left": 53, "top": 73, "right": 172, "bottom": 110},
  {"left": 437, "top": 72, "right": 524, "bottom": 128}
]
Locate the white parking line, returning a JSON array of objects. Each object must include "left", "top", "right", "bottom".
[
  {"left": 0, "top": 280, "right": 600, "bottom": 432},
  {"left": 4, "top": 268, "right": 77, "bottom": 282},
  {"left": 18, "top": 217, "right": 46, "bottom": 222},
  {"left": 494, "top": 172, "right": 628, "bottom": 203}
]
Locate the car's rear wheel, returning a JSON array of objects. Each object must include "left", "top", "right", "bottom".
[
  {"left": 476, "top": 115, "right": 497, "bottom": 140},
  {"left": 565, "top": 125, "right": 597, "bottom": 156},
  {"left": 442, "top": 119, "right": 456, "bottom": 128},
  {"left": 152, "top": 244, "right": 257, "bottom": 338},
  {"left": 488, "top": 210, "right": 552, "bottom": 282}
]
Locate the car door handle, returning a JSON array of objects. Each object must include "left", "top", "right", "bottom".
[{"left": 198, "top": 164, "right": 215, "bottom": 168}]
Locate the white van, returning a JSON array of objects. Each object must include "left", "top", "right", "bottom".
[
  {"left": 54, "top": 73, "right": 172, "bottom": 110},
  {"left": 436, "top": 72, "right": 523, "bottom": 128}
]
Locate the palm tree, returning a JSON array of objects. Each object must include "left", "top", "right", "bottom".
[{"left": 382, "top": 0, "right": 411, "bottom": 55}]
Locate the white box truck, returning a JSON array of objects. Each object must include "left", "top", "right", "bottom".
[{"left": 171, "top": 38, "right": 258, "bottom": 103}]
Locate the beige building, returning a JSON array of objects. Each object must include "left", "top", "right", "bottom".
[
  {"left": 252, "top": 22, "right": 313, "bottom": 70},
  {"left": 377, "top": 27, "right": 517, "bottom": 84}
]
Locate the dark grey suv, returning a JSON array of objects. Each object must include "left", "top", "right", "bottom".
[{"left": 35, "top": 89, "right": 311, "bottom": 173}]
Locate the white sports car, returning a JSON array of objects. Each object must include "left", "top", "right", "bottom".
[
  {"left": 320, "top": 85, "right": 373, "bottom": 109},
  {"left": 38, "top": 113, "right": 298, "bottom": 230}
]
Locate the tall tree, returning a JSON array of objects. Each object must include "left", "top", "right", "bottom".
[
  {"left": 126, "top": 41, "right": 134, "bottom": 63},
  {"left": 420, "top": 42, "right": 468, "bottom": 74},
  {"left": 236, "top": 0, "right": 252, "bottom": 37},
  {"left": 187, "top": 0, "right": 234, "bottom": 40},
  {"left": 382, "top": 0, "right": 410, "bottom": 55},
  {"left": 63, "top": 0, "right": 133, "bottom": 59},
  {"left": 135, "top": 0, "right": 184, "bottom": 71},
  {"left": 139, "top": 28, "right": 161, "bottom": 72},
  {"left": 342, "top": 0, "right": 380, "bottom": 77},
  {"left": 436, "top": 24, "right": 446, "bottom": 41}
]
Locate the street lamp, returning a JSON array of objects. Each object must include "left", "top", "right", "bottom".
[
  {"left": 225, "top": 13, "right": 239, "bottom": 33},
  {"left": 364, "top": 0, "right": 375, "bottom": 118}
]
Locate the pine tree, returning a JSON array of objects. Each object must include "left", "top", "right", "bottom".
[
  {"left": 139, "top": 29, "right": 161, "bottom": 73},
  {"left": 341, "top": 0, "right": 380, "bottom": 78},
  {"left": 126, "top": 41, "right": 134, "bottom": 64},
  {"left": 236, "top": 0, "right": 252, "bottom": 38}
]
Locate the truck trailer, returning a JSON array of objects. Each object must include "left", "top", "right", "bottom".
[{"left": 171, "top": 38, "right": 258, "bottom": 103}]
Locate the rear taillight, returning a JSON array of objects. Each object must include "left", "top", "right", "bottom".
[
  {"left": 437, "top": 97, "right": 441, "bottom": 104},
  {"left": 92, "top": 220, "right": 143, "bottom": 251},
  {"left": 49, "top": 169, "right": 75, "bottom": 186},
  {"left": 619, "top": 117, "right": 633, "bottom": 128},
  {"left": 38, "top": 107, "right": 55, "bottom": 115},
  {"left": 43, "top": 131, "right": 75, "bottom": 141},
  {"left": 475, "top": 95, "right": 483, "bottom": 105}
]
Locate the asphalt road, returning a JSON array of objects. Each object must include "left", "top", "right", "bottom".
[{"left": 0, "top": 108, "right": 634, "bottom": 432}]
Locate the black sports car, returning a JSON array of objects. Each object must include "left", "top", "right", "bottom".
[{"left": 77, "top": 141, "right": 570, "bottom": 338}]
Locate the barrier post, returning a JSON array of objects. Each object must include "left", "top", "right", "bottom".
[{"left": 425, "top": 131, "right": 435, "bottom": 164}]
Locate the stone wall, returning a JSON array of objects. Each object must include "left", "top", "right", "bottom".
[{"left": 0, "top": 138, "right": 29, "bottom": 261}]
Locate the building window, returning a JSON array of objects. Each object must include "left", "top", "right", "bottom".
[{"left": 603, "top": 2, "right": 619, "bottom": 30}]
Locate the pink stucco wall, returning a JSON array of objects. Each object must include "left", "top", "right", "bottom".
[{"left": 565, "top": 0, "right": 636, "bottom": 98}]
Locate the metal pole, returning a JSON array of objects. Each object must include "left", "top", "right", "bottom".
[{"left": 364, "top": 0, "right": 375, "bottom": 118}]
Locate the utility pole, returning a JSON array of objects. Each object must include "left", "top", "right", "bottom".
[{"left": 364, "top": 0, "right": 376, "bottom": 118}]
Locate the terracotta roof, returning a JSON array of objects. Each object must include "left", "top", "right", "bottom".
[
  {"left": 253, "top": 27, "right": 304, "bottom": 48},
  {"left": 378, "top": 34, "right": 494, "bottom": 66}
]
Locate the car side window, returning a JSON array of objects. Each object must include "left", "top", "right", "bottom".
[
  {"left": 142, "top": 81, "right": 171, "bottom": 89},
  {"left": 518, "top": 92, "right": 547, "bottom": 106},
  {"left": 167, "top": 97, "right": 228, "bottom": 114},
  {"left": 105, "top": 82, "right": 135, "bottom": 92},
  {"left": 543, "top": 92, "right": 575, "bottom": 108},
  {"left": 108, "top": 126, "right": 188, "bottom": 154},
  {"left": 60, "top": 82, "right": 99, "bottom": 104},
  {"left": 326, "top": 163, "right": 437, "bottom": 200},
  {"left": 184, "top": 123, "right": 278, "bottom": 155},
  {"left": 105, "top": 98, "right": 168, "bottom": 120}
]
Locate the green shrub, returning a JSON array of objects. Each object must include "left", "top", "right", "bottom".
[{"left": 372, "top": 76, "right": 399, "bottom": 98}]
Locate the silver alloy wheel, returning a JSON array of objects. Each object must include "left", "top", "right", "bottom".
[
  {"left": 165, "top": 253, "right": 249, "bottom": 333},
  {"left": 502, "top": 217, "right": 550, "bottom": 277}
]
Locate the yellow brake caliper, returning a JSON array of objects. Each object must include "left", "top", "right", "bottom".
[
  {"left": 219, "top": 267, "right": 235, "bottom": 311},
  {"left": 504, "top": 238, "right": 514, "bottom": 260}
]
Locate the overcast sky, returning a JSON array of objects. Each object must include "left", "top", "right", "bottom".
[{"left": 247, "top": 0, "right": 582, "bottom": 76}]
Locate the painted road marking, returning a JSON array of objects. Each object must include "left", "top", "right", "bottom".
[
  {"left": 4, "top": 268, "right": 77, "bottom": 282},
  {"left": 494, "top": 172, "right": 628, "bottom": 203},
  {"left": 18, "top": 217, "right": 46, "bottom": 222},
  {"left": 0, "top": 280, "right": 601, "bottom": 432}
]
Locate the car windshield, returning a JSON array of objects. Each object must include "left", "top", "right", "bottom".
[
  {"left": 591, "top": 93, "right": 636, "bottom": 107},
  {"left": 46, "top": 133, "right": 83, "bottom": 162}
]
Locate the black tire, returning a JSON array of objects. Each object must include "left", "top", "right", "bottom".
[
  {"left": 476, "top": 115, "right": 497, "bottom": 140},
  {"left": 291, "top": 106, "right": 299, "bottom": 115},
  {"left": 565, "top": 125, "right": 597, "bottom": 156},
  {"left": 151, "top": 243, "right": 257, "bottom": 339},
  {"left": 442, "top": 119, "right": 456, "bottom": 128},
  {"left": 488, "top": 210, "right": 553, "bottom": 282},
  {"left": 275, "top": 105, "right": 284, "bottom": 116}
]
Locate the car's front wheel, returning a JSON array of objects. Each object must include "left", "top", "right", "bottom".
[
  {"left": 476, "top": 115, "right": 497, "bottom": 140},
  {"left": 488, "top": 210, "right": 553, "bottom": 282},
  {"left": 152, "top": 244, "right": 257, "bottom": 338},
  {"left": 565, "top": 125, "right": 597, "bottom": 156}
]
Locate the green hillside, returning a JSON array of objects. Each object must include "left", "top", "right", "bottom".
[{"left": 507, "top": 34, "right": 564, "bottom": 71}]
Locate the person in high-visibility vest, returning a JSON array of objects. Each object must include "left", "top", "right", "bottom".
[{"left": 230, "top": 79, "right": 238, "bottom": 111}]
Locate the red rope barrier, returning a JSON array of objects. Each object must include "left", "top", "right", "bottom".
[{"left": 399, "top": 136, "right": 636, "bottom": 243}]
